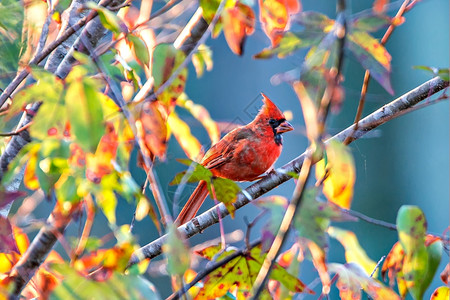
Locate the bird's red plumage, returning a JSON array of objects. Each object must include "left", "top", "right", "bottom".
[{"left": 175, "top": 94, "right": 292, "bottom": 225}]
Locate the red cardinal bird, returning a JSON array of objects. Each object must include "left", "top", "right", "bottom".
[{"left": 175, "top": 94, "right": 293, "bottom": 225}]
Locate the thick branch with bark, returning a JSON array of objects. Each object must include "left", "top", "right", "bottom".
[{"left": 128, "top": 76, "right": 449, "bottom": 266}]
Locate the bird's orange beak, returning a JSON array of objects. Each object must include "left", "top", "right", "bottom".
[{"left": 276, "top": 120, "right": 294, "bottom": 134}]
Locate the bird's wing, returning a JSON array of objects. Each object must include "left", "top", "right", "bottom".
[{"left": 201, "top": 127, "right": 254, "bottom": 170}]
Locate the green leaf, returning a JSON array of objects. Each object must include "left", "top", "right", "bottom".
[
  {"left": 294, "top": 11, "right": 335, "bottom": 30},
  {"left": 170, "top": 159, "right": 212, "bottom": 185},
  {"left": 86, "top": 2, "right": 122, "bottom": 34},
  {"left": 421, "top": 239, "right": 443, "bottom": 297},
  {"left": 55, "top": 175, "right": 81, "bottom": 204},
  {"left": 152, "top": 44, "right": 188, "bottom": 111},
  {"left": 396, "top": 205, "right": 428, "bottom": 300},
  {"left": 65, "top": 67, "right": 105, "bottom": 152},
  {"left": 294, "top": 188, "right": 356, "bottom": 249},
  {"left": 162, "top": 224, "right": 191, "bottom": 276},
  {"left": 199, "top": 0, "right": 221, "bottom": 23},
  {"left": 347, "top": 31, "right": 393, "bottom": 95},
  {"left": 413, "top": 65, "right": 449, "bottom": 81},
  {"left": 50, "top": 263, "right": 161, "bottom": 300},
  {"left": 351, "top": 15, "right": 391, "bottom": 32},
  {"left": 127, "top": 34, "right": 150, "bottom": 66},
  {"left": 209, "top": 177, "right": 240, "bottom": 217},
  {"left": 254, "top": 31, "right": 325, "bottom": 59}
]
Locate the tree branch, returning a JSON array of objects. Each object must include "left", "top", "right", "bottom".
[{"left": 128, "top": 76, "right": 448, "bottom": 266}]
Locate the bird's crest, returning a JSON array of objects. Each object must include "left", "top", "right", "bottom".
[{"left": 259, "top": 93, "right": 285, "bottom": 119}]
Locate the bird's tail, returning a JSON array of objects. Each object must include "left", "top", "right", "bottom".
[{"left": 175, "top": 180, "right": 209, "bottom": 225}]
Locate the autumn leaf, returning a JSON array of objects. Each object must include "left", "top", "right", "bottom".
[
  {"left": 316, "top": 140, "right": 356, "bottom": 209},
  {"left": 347, "top": 30, "right": 393, "bottom": 95},
  {"left": 51, "top": 263, "right": 160, "bottom": 299},
  {"left": 167, "top": 111, "right": 203, "bottom": 160},
  {"left": 65, "top": 67, "right": 105, "bottom": 153},
  {"left": 152, "top": 44, "right": 188, "bottom": 112},
  {"left": 328, "top": 227, "right": 377, "bottom": 276},
  {"left": 209, "top": 177, "right": 241, "bottom": 218},
  {"left": 127, "top": 33, "right": 150, "bottom": 67},
  {"left": 86, "top": 2, "right": 123, "bottom": 34},
  {"left": 177, "top": 94, "right": 220, "bottom": 144},
  {"left": 191, "top": 44, "right": 213, "bottom": 77},
  {"left": 431, "top": 286, "right": 450, "bottom": 300},
  {"left": 0, "top": 216, "right": 19, "bottom": 254},
  {"left": 259, "top": 0, "right": 289, "bottom": 46},
  {"left": 135, "top": 101, "right": 168, "bottom": 161},
  {"left": 222, "top": 3, "right": 255, "bottom": 55},
  {"left": 86, "top": 122, "right": 118, "bottom": 183},
  {"left": 294, "top": 188, "right": 356, "bottom": 249},
  {"left": 195, "top": 244, "right": 313, "bottom": 299},
  {"left": 328, "top": 263, "right": 400, "bottom": 300}
]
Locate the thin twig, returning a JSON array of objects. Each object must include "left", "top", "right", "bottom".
[
  {"left": 370, "top": 255, "right": 386, "bottom": 277},
  {"left": 344, "top": 0, "right": 413, "bottom": 145},
  {"left": 0, "top": 122, "right": 32, "bottom": 137}
]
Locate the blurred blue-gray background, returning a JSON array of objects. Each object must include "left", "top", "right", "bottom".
[{"left": 29, "top": 0, "right": 449, "bottom": 298}]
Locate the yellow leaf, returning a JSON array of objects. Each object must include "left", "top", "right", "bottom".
[
  {"left": 431, "top": 286, "right": 450, "bottom": 300},
  {"left": 316, "top": 140, "right": 355, "bottom": 209},
  {"left": 328, "top": 227, "right": 377, "bottom": 276},
  {"left": 168, "top": 111, "right": 202, "bottom": 160}
]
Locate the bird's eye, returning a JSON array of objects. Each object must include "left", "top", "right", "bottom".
[{"left": 269, "top": 119, "right": 277, "bottom": 126}]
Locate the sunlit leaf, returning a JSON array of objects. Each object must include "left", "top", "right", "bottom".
[
  {"left": 373, "top": 0, "right": 389, "bottom": 13},
  {"left": 328, "top": 263, "right": 400, "bottom": 300},
  {"left": 431, "top": 286, "right": 450, "bottom": 300},
  {"left": 347, "top": 31, "right": 393, "bottom": 94},
  {"left": 177, "top": 94, "right": 220, "bottom": 144},
  {"left": 55, "top": 173, "right": 81, "bottom": 204},
  {"left": 396, "top": 205, "right": 429, "bottom": 299},
  {"left": 222, "top": 3, "right": 255, "bottom": 55},
  {"left": 135, "top": 101, "right": 168, "bottom": 161},
  {"left": 85, "top": 122, "right": 118, "bottom": 183},
  {"left": 162, "top": 224, "right": 190, "bottom": 276},
  {"left": 23, "top": 145, "right": 40, "bottom": 190},
  {"left": 127, "top": 34, "right": 150, "bottom": 66},
  {"left": 316, "top": 140, "right": 356, "bottom": 209},
  {"left": 328, "top": 227, "right": 377, "bottom": 275},
  {"left": 167, "top": 111, "right": 202, "bottom": 160},
  {"left": 209, "top": 177, "right": 240, "bottom": 218},
  {"left": 65, "top": 67, "right": 105, "bottom": 153},
  {"left": 200, "top": 0, "right": 221, "bottom": 23},
  {"left": 259, "top": 0, "right": 289, "bottom": 46},
  {"left": 255, "top": 31, "right": 324, "bottom": 59},
  {"left": 191, "top": 44, "right": 213, "bottom": 77},
  {"left": 413, "top": 65, "right": 450, "bottom": 81},
  {"left": 170, "top": 159, "right": 212, "bottom": 185},
  {"left": 293, "top": 81, "right": 319, "bottom": 141},
  {"left": 152, "top": 44, "right": 188, "bottom": 112},
  {"left": 195, "top": 244, "right": 313, "bottom": 299},
  {"left": 50, "top": 263, "right": 161, "bottom": 299},
  {"left": 86, "top": 2, "right": 122, "bottom": 34},
  {"left": 269, "top": 243, "right": 302, "bottom": 299}
]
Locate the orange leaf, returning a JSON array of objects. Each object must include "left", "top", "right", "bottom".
[
  {"left": 136, "top": 101, "right": 168, "bottom": 161},
  {"left": 316, "top": 140, "right": 355, "bottom": 209},
  {"left": 222, "top": 3, "right": 255, "bottom": 55},
  {"left": 373, "top": 0, "right": 389, "bottom": 13},
  {"left": 86, "top": 122, "right": 118, "bottom": 183},
  {"left": 259, "top": 0, "right": 289, "bottom": 46}
]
